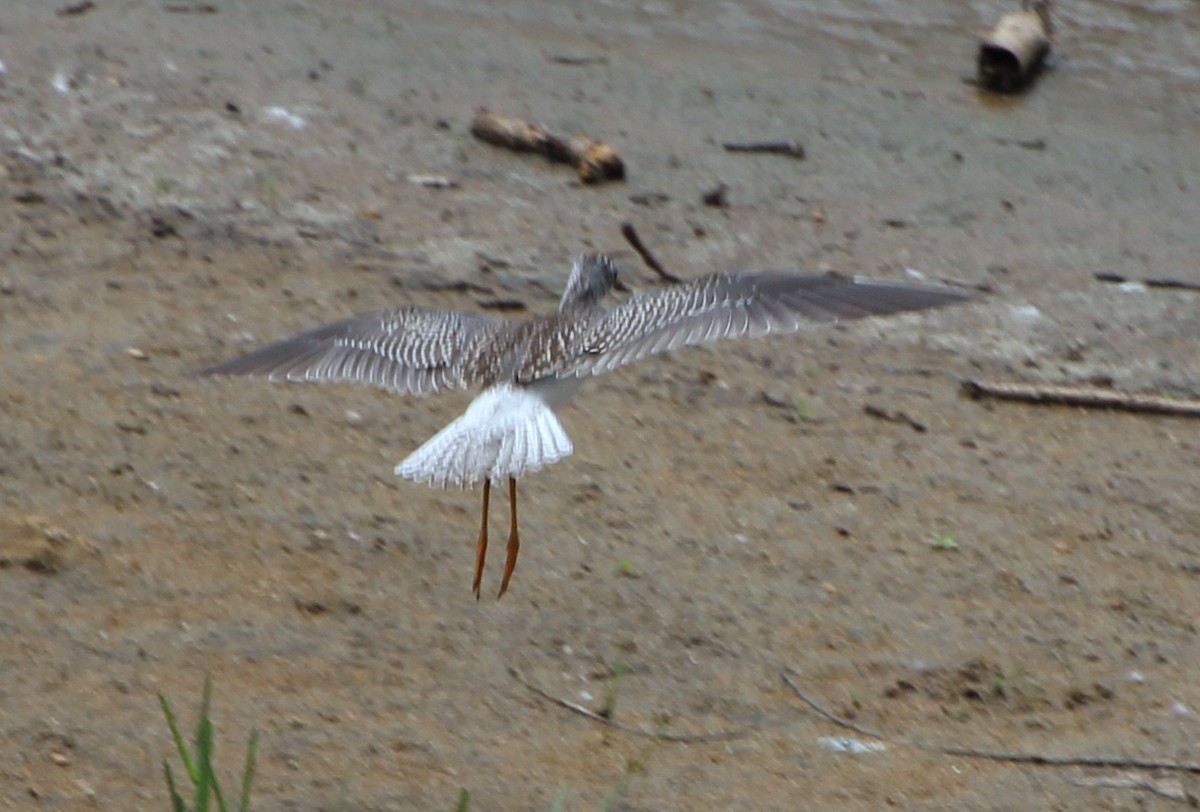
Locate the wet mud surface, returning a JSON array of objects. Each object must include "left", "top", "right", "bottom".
[{"left": 2, "top": 1, "right": 1198, "bottom": 809}]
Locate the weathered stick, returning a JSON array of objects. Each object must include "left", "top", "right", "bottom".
[
  {"left": 620, "top": 222, "right": 681, "bottom": 284},
  {"left": 962, "top": 379, "right": 1200, "bottom": 417},
  {"left": 510, "top": 668, "right": 750, "bottom": 743},
  {"left": 977, "top": 0, "right": 1053, "bottom": 93},
  {"left": 470, "top": 108, "right": 625, "bottom": 183},
  {"left": 782, "top": 669, "right": 1200, "bottom": 776},
  {"left": 721, "top": 141, "right": 806, "bottom": 160},
  {"left": 1094, "top": 272, "right": 1200, "bottom": 293}
]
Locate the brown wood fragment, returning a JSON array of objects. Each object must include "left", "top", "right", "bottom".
[
  {"left": 469, "top": 108, "right": 624, "bottom": 183},
  {"left": 961, "top": 379, "right": 1200, "bottom": 418}
]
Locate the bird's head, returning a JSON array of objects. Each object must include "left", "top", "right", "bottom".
[{"left": 560, "top": 253, "right": 623, "bottom": 311}]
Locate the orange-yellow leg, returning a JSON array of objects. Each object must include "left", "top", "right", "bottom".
[
  {"left": 472, "top": 479, "right": 491, "bottom": 600},
  {"left": 497, "top": 476, "right": 520, "bottom": 598}
]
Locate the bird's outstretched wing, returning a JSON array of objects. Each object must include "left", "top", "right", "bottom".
[
  {"left": 201, "top": 306, "right": 503, "bottom": 397},
  {"left": 561, "top": 271, "right": 967, "bottom": 378}
]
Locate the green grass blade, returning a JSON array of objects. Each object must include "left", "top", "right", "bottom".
[
  {"left": 197, "top": 683, "right": 230, "bottom": 812},
  {"left": 159, "top": 692, "right": 199, "bottom": 783},
  {"left": 197, "top": 675, "right": 214, "bottom": 750},
  {"left": 600, "top": 661, "right": 628, "bottom": 720},
  {"left": 163, "top": 760, "right": 187, "bottom": 812},
  {"left": 454, "top": 788, "right": 471, "bottom": 812},
  {"left": 160, "top": 676, "right": 256, "bottom": 812},
  {"left": 238, "top": 728, "right": 259, "bottom": 812},
  {"left": 196, "top": 716, "right": 214, "bottom": 812}
]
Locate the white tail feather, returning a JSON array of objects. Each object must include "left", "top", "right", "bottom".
[{"left": 395, "top": 384, "right": 574, "bottom": 489}]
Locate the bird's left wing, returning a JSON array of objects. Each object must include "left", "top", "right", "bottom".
[
  {"left": 559, "top": 270, "right": 967, "bottom": 378},
  {"left": 201, "top": 306, "right": 504, "bottom": 397}
]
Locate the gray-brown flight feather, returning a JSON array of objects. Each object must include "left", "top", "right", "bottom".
[
  {"left": 558, "top": 271, "right": 966, "bottom": 378},
  {"left": 201, "top": 307, "right": 503, "bottom": 397}
]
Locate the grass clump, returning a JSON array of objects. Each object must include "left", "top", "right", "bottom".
[{"left": 159, "top": 675, "right": 259, "bottom": 812}]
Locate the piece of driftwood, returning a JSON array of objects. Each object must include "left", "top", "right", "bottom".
[
  {"left": 977, "top": 0, "right": 1053, "bottom": 92},
  {"left": 469, "top": 108, "right": 625, "bottom": 183},
  {"left": 962, "top": 379, "right": 1200, "bottom": 417}
]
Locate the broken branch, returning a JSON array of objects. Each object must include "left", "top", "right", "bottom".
[
  {"left": 620, "top": 222, "right": 681, "bottom": 284},
  {"left": 961, "top": 379, "right": 1200, "bottom": 418},
  {"left": 470, "top": 108, "right": 625, "bottom": 183}
]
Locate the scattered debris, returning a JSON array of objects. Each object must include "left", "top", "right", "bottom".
[
  {"left": 962, "top": 379, "right": 1200, "bottom": 418},
  {"left": 546, "top": 54, "right": 608, "bottom": 66},
  {"left": 977, "top": 0, "right": 1053, "bottom": 93},
  {"left": 819, "top": 736, "right": 888, "bottom": 755},
  {"left": 927, "top": 532, "right": 959, "bottom": 551},
  {"left": 1094, "top": 272, "right": 1200, "bottom": 293},
  {"left": 1070, "top": 772, "right": 1192, "bottom": 804},
  {"left": 406, "top": 174, "right": 458, "bottom": 189},
  {"left": 509, "top": 667, "right": 752, "bottom": 743},
  {"left": 56, "top": 1, "right": 96, "bottom": 17},
  {"left": 863, "top": 402, "right": 926, "bottom": 432},
  {"left": 620, "top": 222, "right": 681, "bottom": 284},
  {"left": 721, "top": 140, "right": 806, "bottom": 160},
  {"left": 993, "top": 136, "right": 1048, "bottom": 150},
  {"left": 262, "top": 106, "right": 307, "bottom": 130},
  {"left": 782, "top": 668, "right": 1200, "bottom": 775},
  {"left": 0, "top": 516, "right": 74, "bottom": 574},
  {"left": 629, "top": 191, "right": 670, "bottom": 207},
  {"left": 701, "top": 182, "right": 729, "bottom": 208},
  {"left": 469, "top": 107, "right": 625, "bottom": 183},
  {"left": 163, "top": 2, "right": 218, "bottom": 12}
]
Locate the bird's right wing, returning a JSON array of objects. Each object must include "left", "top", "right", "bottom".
[
  {"left": 201, "top": 306, "right": 504, "bottom": 397},
  {"left": 561, "top": 271, "right": 967, "bottom": 378}
]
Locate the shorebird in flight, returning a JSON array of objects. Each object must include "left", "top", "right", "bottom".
[{"left": 203, "top": 254, "right": 965, "bottom": 598}]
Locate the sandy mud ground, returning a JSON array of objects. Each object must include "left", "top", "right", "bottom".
[{"left": 2, "top": 1, "right": 1199, "bottom": 809}]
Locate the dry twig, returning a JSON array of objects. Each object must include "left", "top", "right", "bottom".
[
  {"left": 619, "top": 222, "right": 681, "bottom": 284},
  {"left": 781, "top": 669, "right": 1200, "bottom": 775},
  {"left": 470, "top": 108, "right": 624, "bottom": 183},
  {"left": 722, "top": 141, "right": 806, "bottom": 160},
  {"left": 962, "top": 379, "right": 1200, "bottom": 418},
  {"left": 1094, "top": 272, "right": 1200, "bottom": 293},
  {"left": 510, "top": 668, "right": 751, "bottom": 743}
]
